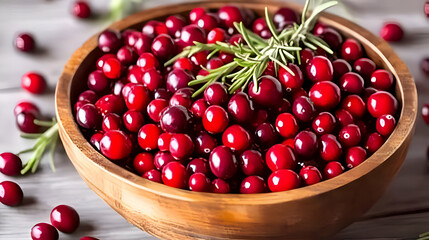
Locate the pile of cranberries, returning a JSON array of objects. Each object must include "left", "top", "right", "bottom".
[{"left": 73, "top": 5, "right": 400, "bottom": 194}]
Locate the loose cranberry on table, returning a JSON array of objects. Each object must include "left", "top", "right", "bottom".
[
  {"left": 421, "top": 58, "right": 429, "bottom": 77},
  {"left": 16, "top": 111, "right": 41, "bottom": 133},
  {"left": 0, "top": 181, "right": 24, "bottom": 206},
  {"left": 423, "top": 103, "right": 429, "bottom": 125},
  {"left": 50, "top": 205, "right": 80, "bottom": 233},
  {"left": 31, "top": 223, "right": 59, "bottom": 240},
  {"left": 80, "top": 237, "right": 99, "bottom": 240},
  {"left": 15, "top": 33, "right": 35, "bottom": 52},
  {"left": 21, "top": 72, "right": 47, "bottom": 94},
  {"left": 380, "top": 22, "right": 404, "bottom": 42},
  {"left": 299, "top": 166, "right": 322, "bottom": 186},
  {"left": 0, "top": 152, "right": 22, "bottom": 176},
  {"left": 14, "top": 101, "right": 40, "bottom": 116},
  {"left": 72, "top": 1, "right": 91, "bottom": 19},
  {"left": 268, "top": 169, "right": 300, "bottom": 192}
]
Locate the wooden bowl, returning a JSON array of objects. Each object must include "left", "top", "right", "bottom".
[{"left": 55, "top": 1, "right": 417, "bottom": 239}]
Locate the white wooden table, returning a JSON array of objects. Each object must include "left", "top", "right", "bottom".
[{"left": 0, "top": 0, "right": 428, "bottom": 239}]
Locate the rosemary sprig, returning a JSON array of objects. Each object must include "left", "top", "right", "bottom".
[{"left": 165, "top": 0, "right": 337, "bottom": 97}]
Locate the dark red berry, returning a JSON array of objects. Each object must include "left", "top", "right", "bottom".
[
  {"left": 222, "top": 125, "right": 251, "bottom": 152},
  {"left": 15, "top": 33, "right": 35, "bottom": 52},
  {"left": 353, "top": 58, "right": 376, "bottom": 80},
  {"left": 273, "top": 7, "right": 298, "bottom": 29},
  {"left": 102, "top": 113, "right": 122, "bottom": 132},
  {"left": 266, "top": 144, "right": 296, "bottom": 171},
  {"left": 179, "top": 25, "right": 206, "bottom": 47},
  {"left": 189, "top": 7, "right": 206, "bottom": 23},
  {"left": 143, "top": 169, "right": 162, "bottom": 183},
  {"left": 209, "top": 145, "right": 238, "bottom": 179},
  {"left": 341, "top": 38, "right": 363, "bottom": 62},
  {"left": 166, "top": 68, "right": 194, "bottom": 93},
  {"left": 100, "top": 130, "right": 132, "bottom": 160},
  {"left": 191, "top": 99, "right": 208, "bottom": 118},
  {"left": 212, "top": 178, "right": 230, "bottom": 193},
  {"left": 197, "top": 13, "right": 220, "bottom": 32},
  {"left": 323, "top": 161, "right": 344, "bottom": 179},
  {"left": 0, "top": 153, "right": 22, "bottom": 176},
  {"left": 306, "top": 56, "right": 333, "bottom": 82},
  {"left": 137, "top": 52, "right": 160, "bottom": 71},
  {"left": 370, "top": 69, "right": 394, "bottom": 91},
  {"left": 187, "top": 158, "right": 209, "bottom": 175},
  {"left": 319, "top": 134, "right": 343, "bottom": 162},
  {"left": 162, "top": 161, "right": 187, "bottom": 189},
  {"left": 227, "top": 92, "right": 254, "bottom": 124},
  {"left": 125, "top": 84, "right": 150, "bottom": 112},
  {"left": 160, "top": 105, "right": 193, "bottom": 133},
  {"left": 294, "top": 130, "right": 318, "bottom": 157},
  {"left": 339, "top": 124, "right": 361, "bottom": 147},
  {"left": 268, "top": 169, "right": 300, "bottom": 192},
  {"left": 123, "top": 110, "right": 145, "bottom": 133},
  {"left": 312, "top": 112, "right": 336, "bottom": 135},
  {"left": 239, "top": 150, "right": 264, "bottom": 176},
  {"left": 367, "top": 91, "right": 398, "bottom": 118},
  {"left": 422, "top": 103, "right": 429, "bottom": 125},
  {"left": 248, "top": 76, "right": 283, "bottom": 107},
  {"left": 21, "top": 72, "right": 47, "bottom": 94},
  {"left": 299, "top": 166, "right": 322, "bottom": 186},
  {"left": 217, "top": 5, "right": 243, "bottom": 28},
  {"left": 279, "top": 64, "right": 304, "bottom": 92},
  {"left": 309, "top": 81, "right": 341, "bottom": 110},
  {"left": 332, "top": 59, "right": 352, "bottom": 79},
  {"left": 165, "top": 15, "right": 187, "bottom": 38},
  {"left": 376, "top": 114, "right": 396, "bottom": 136},
  {"left": 95, "top": 94, "right": 125, "bottom": 115},
  {"left": 14, "top": 101, "right": 40, "bottom": 116},
  {"left": 16, "top": 111, "right": 41, "bottom": 133},
  {"left": 72, "top": 1, "right": 91, "bottom": 18},
  {"left": 50, "top": 205, "right": 80, "bottom": 233},
  {"left": 169, "top": 133, "right": 194, "bottom": 160},
  {"left": 0, "top": 181, "right": 24, "bottom": 206},
  {"left": 204, "top": 83, "right": 228, "bottom": 105},
  {"left": 254, "top": 122, "right": 278, "bottom": 150},
  {"left": 98, "top": 30, "right": 121, "bottom": 53},
  {"left": 78, "top": 90, "right": 97, "bottom": 103},
  {"left": 116, "top": 46, "right": 137, "bottom": 66},
  {"left": 240, "top": 176, "right": 266, "bottom": 194},
  {"left": 189, "top": 173, "right": 211, "bottom": 192},
  {"left": 133, "top": 153, "right": 155, "bottom": 175},
  {"left": 380, "top": 22, "right": 404, "bottom": 42},
  {"left": 341, "top": 95, "right": 366, "bottom": 119},
  {"left": 345, "top": 146, "right": 367, "bottom": 168},
  {"left": 335, "top": 109, "right": 354, "bottom": 127},
  {"left": 31, "top": 223, "right": 59, "bottom": 240},
  {"left": 142, "top": 20, "right": 168, "bottom": 38},
  {"left": 151, "top": 34, "right": 175, "bottom": 61},
  {"left": 292, "top": 96, "right": 316, "bottom": 122},
  {"left": 339, "top": 72, "right": 364, "bottom": 94},
  {"left": 195, "top": 131, "right": 217, "bottom": 156}
]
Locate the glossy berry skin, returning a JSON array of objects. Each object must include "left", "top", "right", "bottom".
[
  {"left": 15, "top": 33, "right": 35, "bottom": 52},
  {"left": 0, "top": 181, "right": 23, "bottom": 206},
  {"left": 332, "top": 59, "right": 352, "bottom": 79},
  {"left": 203, "top": 105, "right": 229, "bottom": 134},
  {"left": 312, "top": 112, "right": 336, "bottom": 135},
  {"left": 299, "top": 166, "right": 322, "bottom": 186},
  {"left": 319, "top": 134, "right": 343, "bottom": 162},
  {"left": 189, "top": 7, "right": 206, "bottom": 23},
  {"left": 96, "top": 54, "right": 116, "bottom": 70},
  {"left": 240, "top": 176, "right": 266, "bottom": 194},
  {"left": 339, "top": 124, "right": 361, "bottom": 147},
  {"left": 87, "top": 70, "right": 109, "bottom": 92},
  {"left": 345, "top": 146, "right": 367, "bottom": 169},
  {"left": 137, "top": 53, "right": 160, "bottom": 71},
  {"left": 321, "top": 28, "right": 343, "bottom": 50},
  {"left": 78, "top": 90, "right": 98, "bottom": 105},
  {"left": 294, "top": 131, "right": 318, "bottom": 157},
  {"left": 90, "top": 133, "right": 103, "bottom": 150},
  {"left": 380, "top": 22, "right": 404, "bottom": 42},
  {"left": 142, "top": 68, "right": 163, "bottom": 91},
  {"left": 364, "top": 132, "right": 385, "bottom": 154},
  {"left": 422, "top": 104, "right": 429, "bottom": 125},
  {"left": 217, "top": 5, "right": 243, "bottom": 28},
  {"left": 153, "top": 152, "right": 175, "bottom": 170},
  {"left": 187, "top": 158, "right": 209, "bottom": 175},
  {"left": 72, "top": 1, "right": 91, "bottom": 18},
  {"left": 370, "top": 69, "right": 394, "bottom": 91},
  {"left": 266, "top": 144, "right": 296, "bottom": 171},
  {"left": 125, "top": 84, "right": 150, "bottom": 112},
  {"left": 165, "top": 15, "right": 187, "bottom": 38},
  {"left": 98, "top": 30, "right": 121, "bottom": 53},
  {"left": 254, "top": 123, "right": 278, "bottom": 150},
  {"left": 248, "top": 76, "right": 283, "bottom": 107},
  {"left": 191, "top": 99, "right": 208, "bottom": 118},
  {"left": 198, "top": 13, "right": 220, "bottom": 32},
  {"left": 207, "top": 28, "right": 226, "bottom": 44},
  {"left": 14, "top": 101, "right": 40, "bottom": 116},
  {"left": 143, "top": 169, "right": 162, "bottom": 183},
  {"left": 206, "top": 57, "right": 224, "bottom": 70},
  {"left": 138, "top": 124, "right": 161, "bottom": 151},
  {"left": 162, "top": 162, "right": 188, "bottom": 189},
  {"left": 275, "top": 113, "right": 298, "bottom": 138},
  {"left": 156, "top": 133, "right": 172, "bottom": 152},
  {"left": 189, "top": 173, "right": 211, "bottom": 192},
  {"left": 209, "top": 145, "right": 238, "bottom": 179},
  {"left": 227, "top": 92, "right": 254, "bottom": 123},
  {"left": 339, "top": 72, "right": 364, "bottom": 94},
  {"left": 170, "top": 133, "right": 194, "bottom": 160},
  {"left": 50, "top": 205, "right": 80, "bottom": 233},
  {"left": 123, "top": 110, "right": 145, "bottom": 133},
  {"left": 151, "top": 34, "right": 175, "bottom": 61},
  {"left": 268, "top": 169, "right": 300, "bottom": 192},
  {"left": 100, "top": 130, "right": 132, "bottom": 160},
  {"left": 239, "top": 150, "right": 264, "bottom": 176},
  {"left": 341, "top": 95, "right": 366, "bottom": 119},
  {"left": 323, "top": 161, "right": 344, "bottom": 179},
  {"left": 21, "top": 72, "right": 47, "bottom": 94},
  {"left": 179, "top": 25, "right": 206, "bottom": 47},
  {"left": 376, "top": 114, "right": 396, "bottom": 136},
  {"left": 367, "top": 91, "right": 398, "bottom": 118},
  {"left": 292, "top": 96, "right": 316, "bottom": 122},
  {"left": 102, "top": 113, "right": 122, "bottom": 132},
  {"left": 279, "top": 64, "right": 303, "bottom": 92},
  {"left": 173, "top": 57, "right": 194, "bottom": 72},
  {"left": 335, "top": 109, "right": 354, "bottom": 127},
  {"left": 204, "top": 83, "right": 228, "bottom": 106},
  {"left": 116, "top": 46, "right": 137, "bottom": 66},
  {"left": 341, "top": 38, "right": 363, "bottom": 62},
  {"left": 160, "top": 105, "right": 193, "bottom": 133},
  {"left": 102, "top": 57, "right": 122, "bottom": 79},
  {"left": 212, "top": 178, "right": 230, "bottom": 193},
  {"left": 195, "top": 131, "right": 217, "bottom": 156},
  {"left": 353, "top": 58, "right": 376, "bottom": 80},
  {"left": 222, "top": 125, "right": 251, "bottom": 152},
  {"left": 0, "top": 152, "right": 21, "bottom": 177},
  {"left": 309, "top": 81, "right": 341, "bottom": 110},
  {"left": 166, "top": 68, "right": 193, "bottom": 93},
  {"left": 76, "top": 103, "right": 101, "bottom": 129},
  {"left": 133, "top": 153, "right": 155, "bottom": 175},
  {"left": 306, "top": 56, "right": 333, "bottom": 82},
  {"left": 273, "top": 7, "right": 298, "bottom": 29},
  {"left": 16, "top": 111, "right": 41, "bottom": 133},
  {"left": 147, "top": 99, "right": 168, "bottom": 122},
  {"left": 31, "top": 223, "right": 59, "bottom": 240}
]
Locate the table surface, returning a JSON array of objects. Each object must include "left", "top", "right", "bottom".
[{"left": 1, "top": 0, "right": 429, "bottom": 239}]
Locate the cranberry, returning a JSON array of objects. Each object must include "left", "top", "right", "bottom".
[
  {"left": 169, "top": 133, "right": 194, "bottom": 160},
  {"left": 142, "top": 69, "right": 163, "bottom": 91},
  {"left": 116, "top": 46, "right": 136, "bottom": 65},
  {"left": 187, "top": 158, "right": 209, "bottom": 175},
  {"left": 95, "top": 94, "right": 125, "bottom": 115},
  {"left": 212, "top": 178, "right": 230, "bottom": 193},
  {"left": 191, "top": 99, "right": 208, "bottom": 118},
  {"left": 421, "top": 58, "right": 429, "bottom": 76},
  {"left": 96, "top": 54, "right": 115, "bottom": 70},
  {"left": 335, "top": 109, "right": 354, "bottom": 127},
  {"left": 147, "top": 99, "right": 168, "bottom": 122},
  {"left": 341, "top": 95, "right": 366, "bottom": 119},
  {"left": 203, "top": 105, "right": 229, "bottom": 134},
  {"left": 14, "top": 101, "right": 40, "bottom": 116},
  {"left": 248, "top": 76, "right": 283, "bottom": 107},
  {"left": 222, "top": 125, "right": 251, "bottom": 152},
  {"left": 380, "top": 22, "right": 404, "bottom": 42},
  {"left": 206, "top": 57, "right": 224, "bottom": 70},
  {"left": 353, "top": 58, "right": 376, "bottom": 80},
  {"left": 160, "top": 105, "right": 192, "bottom": 133},
  {"left": 151, "top": 34, "right": 175, "bottom": 61},
  {"left": 157, "top": 133, "right": 172, "bottom": 152},
  {"left": 319, "top": 134, "right": 343, "bottom": 162},
  {"left": 339, "top": 124, "right": 361, "bottom": 147},
  {"left": 198, "top": 13, "right": 220, "bottom": 32},
  {"left": 154, "top": 88, "right": 171, "bottom": 100},
  {"left": 162, "top": 161, "right": 188, "bottom": 189},
  {"left": 240, "top": 176, "right": 266, "bottom": 194},
  {"left": 273, "top": 7, "right": 298, "bottom": 29},
  {"left": 209, "top": 145, "right": 238, "bottom": 179},
  {"left": 179, "top": 25, "right": 206, "bottom": 47},
  {"left": 203, "top": 83, "right": 228, "bottom": 106},
  {"left": 98, "top": 30, "right": 121, "bottom": 53},
  {"left": 16, "top": 111, "right": 41, "bottom": 133},
  {"left": 423, "top": 103, "right": 429, "bottom": 125},
  {"left": 195, "top": 131, "right": 217, "bottom": 156},
  {"left": 137, "top": 52, "right": 160, "bottom": 71},
  {"left": 100, "top": 130, "right": 132, "bottom": 160},
  {"left": 274, "top": 98, "right": 291, "bottom": 115},
  {"left": 21, "top": 72, "right": 47, "bottom": 94},
  {"left": 138, "top": 124, "right": 161, "bottom": 151},
  {"left": 31, "top": 223, "right": 59, "bottom": 240},
  {"left": 370, "top": 69, "right": 394, "bottom": 91},
  {"left": 142, "top": 20, "right": 168, "bottom": 38},
  {"left": 291, "top": 88, "right": 308, "bottom": 101},
  {"left": 339, "top": 72, "right": 364, "bottom": 94},
  {"left": 367, "top": 91, "right": 398, "bottom": 118},
  {"left": 217, "top": 5, "right": 243, "bottom": 28},
  {"left": 376, "top": 114, "right": 396, "bottom": 136},
  {"left": 125, "top": 84, "right": 150, "bottom": 112},
  {"left": 254, "top": 122, "right": 278, "bottom": 149},
  {"left": 300, "top": 48, "right": 315, "bottom": 66},
  {"left": 87, "top": 70, "right": 109, "bottom": 92},
  {"left": 102, "top": 113, "right": 122, "bottom": 131},
  {"left": 123, "top": 110, "right": 144, "bottom": 132},
  {"left": 165, "top": 15, "right": 186, "bottom": 38},
  {"left": 279, "top": 64, "right": 304, "bottom": 92},
  {"left": 332, "top": 59, "right": 352, "bottom": 79},
  {"left": 275, "top": 113, "right": 298, "bottom": 138},
  {"left": 143, "top": 169, "right": 162, "bottom": 183},
  {"left": 252, "top": 18, "right": 268, "bottom": 35},
  {"left": 189, "top": 7, "right": 206, "bottom": 23},
  {"left": 323, "top": 161, "right": 344, "bottom": 179},
  {"left": 102, "top": 57, "right": 122, "bottom": 79},
  {"left": 190, "top": 51, "right": 209, "bottom": 68},
  {"left": 229, "top": 34, "right": 243, "bottom": 45},
  {"left": 153, "top": 152, "right": 175, "bottom": 170},
  {"left": 90, "top": 133, "right": 103, "bottom": 150},
  {"left": 80, "top": 237, "right": 99, "bottom": 240},
  {"left": 250, "top": 109, "right": 268, "bottom": 129},
  {"left": 266, "top": 144, "right": 296, "bottom": 171},
  {"left": 15, "top": 33, "right": 35, "bottom": 52},
  {"left": 72, "top": 1, "right": 91, "bottom": 18},
  {"left": 313, "top": 22, "right": 327, "bottom": 35},
  {"left": 299, "top": 166, "right": 322, "bottom": 186},
  {"left": 166, "top": 68, "right": 193, "bottom": 93},
  {"left": 50, "top": 205, "right": 80, "bottom": 233},
  {"left": 189, "top": 173, "right": 211, "bottom": 192},
  {"left": 346, "top": 146, "right": 367, "bottom": 168},
  {"left": 239, "top": 150, "right": 264, "bottom": 176},
  {"left": 341, "top": 38, "right": 363, "bottom": 62},
  {"left": 306, "top": 56, "right": 333, "bottom": 82},
  {"left": 78, "top": 90, "right": 97, "bottom": 103},
  {"left": 0, "top": 152, "right": 22, "bottom": 176},
  {"left": 321, "top": 28, "right": 343, "bottom": 50},
  {"left": 133, "top": 153, "right": 155, "bottom": 175},
  {"left": 312, "top": 112, "right": 336, "bottom": 135},
  {"left": 173, "top": 57, "right": 194, "bottom": 72},
  {"left": 292, "top": 96, "right": 316, "bottom": 122},
  {"left": 294, "top": 130, "right": 318, "bottom": 157},
  {"left": 268, "top": 169, "right": 300, "bottom": 192},
  {"left": 227, "top": 92, "right": 254, "bottom": 123},
  {"left": 0, "top": 181, "right": 23, "bottom": 206},
  {"left": 309, "top": 81, "right": 341, "bottom": 110}
]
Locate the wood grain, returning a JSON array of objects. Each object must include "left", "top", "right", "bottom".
[{"left": 55, "top": 1, "right": 417, "bottom": 239}]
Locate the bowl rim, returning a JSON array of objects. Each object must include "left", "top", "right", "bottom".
[{"left": 55, "top": 0, "right": 417, "bottom": 204}]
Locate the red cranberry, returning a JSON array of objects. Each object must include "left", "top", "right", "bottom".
[
  {"left": 142, "top": 20, "right": 168, "bottom": 38},
  {"left": 422, "top": 103, "right": 429, "bottom": 125},
  {"left": 376, "top": 114, "right": 396, "bottom": 136},
  {"left": 268, "top": 169, "right": 300, "bottom": 192},
  {"left": 312, "top": 112, "right": 336, "bottom": 135},
  {"left": 380, "top": 22, "right": 404, "bottom": 42},
  {"left": 309, "top": 81, "right": 341, "bottom": 110},
  {"left": 151, "top": 34, "right": 175, "bottom": 61},
  {"left": 123, "top": 110, "right": 145, "bottom": 132},
  {"left": 206, "top": 57, "right": 224, "bottom": 70},
  {"left": 367, "top": 91, "right": 398, "bottom": 118},
  {"left": 266, "top": 144, "right": 296, "bottom": 171},
  {"left": 173, "top": 57, "right": 194, "bottom": 72},
  {"left": 321, "top": 28, "right": 343, "bottom": 50},
  {"left": 346, "top": 146, "right": 367, "bottom": 168},
  {"left": 252, "top": 18, "right": 267, "bottom": 34},
  {"left": 166, "top": 68, "right": 193, "bottom": 93},
  {"left": 190, "top": 51, "right": 209, "bottom": 68},
  {"left": 21, "top": 72, "right": 47, "bottom": 94},
  {"left": 153, "top": 152, "right": 175, "bottom": 170},
  {"left": 217, "top": 5, "right": 243, "bottom": 28},
  {"left": 189, "top": 173, "right": 211, "bottom": 192},
  {"left": 240, "top": 176, "right": 266, "bottom": 194},
  {"left": 222, "top": 125, "right": 251, "bottom": 152},
  {"left": 80, "top": 237, "right": 99, "bottom": 240},
  {"left": 306, "top": 56, "right": 333, "bottom": 82},
  {"left": 292, "top": 96, "right": 316, "bottom": 122},
  {"left": 0, "top": 153, "right": 22, "bottom": 176},
  {"left": 14, "top": 101, "right": 40, "bottom": 116},
  {"left": 275, "top": 113, "right": 299, "bottom": 138},
  {"left": 323, "top": 161, "right": 344, "bottom": 179},
  {"left": 147, "top": 99, "right": 168, "bottom": 122},
  {"left": 279, "top": 64, "right": 304, "bottom": 92},
  {"left": 370, "top": 69, "right": 394, "bottom": 91},
  {"left": 162, "top": 161, "right": 188, "bottom": 189},
  {"left": 138, "top": 124, "right": 161, "bottom": 151},
  {"left": 421, "top": 58, "right": 429, "bottom": 76},
  {"left": 179, "top": 25, "right": 206, "bottom": 47},
  {"left": 332, "top": 59, "right": 352, "bottom": 79},
  {"left": 248, "top": 76, "right": 283, "bottom": 107},
  {"left": 90, "top": 133, "right": 103, "bottom": 150},
  {"left": 339, "top": 72, "right": 364, "bottom": 94},
  {"left": 102, "top": 57, "right": 122, "bottom": 79},
  {"left": 95, "top": 94, "right": 125, "bottom": 115},
  {"left": 187, "top": 157, "right": 209, "bottom": 175},
  {"left": 299, "top": 166, "right": 322, "bottom": 186},
  {"left": 50, "top": 205, "right": 80, "bottom": 233},
  {"left": 426, "top": 2, "right": 429, "bottom": 17},
  {"left": 88, "top": 70, "right": 109, "bottom": 92},
  {"left": 212, "top": 178, "right": 230, "bottom": 193},
  {"left": 100, "top": 130, "right": 132, "bottom": 160},
  {"left": 102, "top": 113, "right": 122, "bottom": 131},
  {"left": 198, "top": 13, "right": 220, "bottom": 32},
  {"left": 126, "top": 66, "right": 142, "bottom": 84},
  {"left": 133, "top": 153, "right": 155, "bottom": 175},
  {"left": 339, "top": 124, "right": 361, "bottom": 147},
  {"left": 189, "top": 7, "right": 206, "bottom": 23},
  {"left": 227, "top": 92, "right": 254, "bottom": 124},
  {"left": 78, "top": 90, "right": 97, "bottom": 103},
  {"left": 335, "top": 109, "right": 354, "bottom": 127},
  {"left": 191, "top": 99, "right": 208, "bottom": 118},
  {"left": 291, "top": 88, "right": 308, "bottom": 101},
  {"left": 341, "top": 95, "right": 366, "bottom": 119},
  {"left": 254, "top": 122, "right": 278, "bottom": 150},
  {"left": 273, "top": 7, "right": 298, "bottom": 29},
  {"left": 294, "top": 130, "right": 318, "bottom": 157},
  {"left": 169, "top": 133, "right": 194, "bottom": 160},
  {"left": 98, "top": 30, "right": 121, "bottom": 53},
  {"left": 313, "top": 22, "right": 327, "bottom": 35},
  {"left": 157, "top": 133, "right": 172, "bottom": 152},
  {"left": 154, "top": 88, "right": 171, "bottom": 100},
  {"left": 195, "top": 131, "right": 217, "bottom": 156},
  {"left": 229, "top": 33, "right": 243, "bottom": 45},
  {"left": 142, "top": 68, "right": 163, "bottom": 91},
  {"left": 72, "top": 1, "right": 91, "bottom": 18},
  {"left": 0, "top": 181, "right": 23, "bottom": 206},
  {"left": 160, "top": 105, "right": 192, "bottom": 133},
  {"left": 274, "top": 98, "right": 291, "bottom": 115},
  {"left": 204, "top": 83, "right": 228, "bottom": 106},
  {"left": 31, "top": 223, "right": 59, "bottom": 240},
  {"left": 116, "top": 46, "right": 136, "bottom": 66},
  {"left": 239, "top": 150, "right": 264, "bottom": 176},
  {"left": 170, "top": 91, "right": 193, "bottom": 109},
  {"left": 16, "top": 111, "right": 41, "bottom": 133},
  {"left": 250, "top": 109, "right": 268, "bottom": 129},
  {"left": 15, "top": 33, "right": 35, "bottom": 52},
  {"left": 125, "top": 84, "right": 150, "bottom": 112},
  {"left": 203, "top": 105, "right": 229, "bottom": 134},
  {"left": 209, "top": 146, "right": 238, "bottom": 179},
  {"left": 319, "top": 134, "right": 343, "bottom": 162},
  {"left": 341, "top": 38, "right": 363, "bottom": 62},
  {"left": 165, "top": 15, "right": 186, "bottom": 38},
  {"left": 137, "top": 52, "right": 160, "bottom": 71},
  {"left": 143, "top": 169, "right": 162, "bottom": 183},
  {"left": 300, "top": 48, "right": 315, "bottom": 65},
  {"left": 96, "top": 54, "right": 115, "bottom": 70},
  {"left": 353, "top": 58, "right": 376, "bottom": 80}
]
